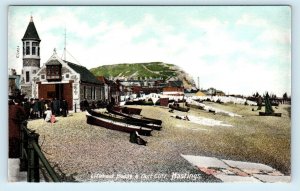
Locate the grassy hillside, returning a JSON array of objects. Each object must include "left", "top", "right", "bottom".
[{"left": 90, "top": 62, "right": 195, "bottom": 88}]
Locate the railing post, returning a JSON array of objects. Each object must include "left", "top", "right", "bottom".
[
  {"left": 27, "top": 132, "right": 40, "bottom": 182},
  {"left": 20, "top": 122, "right": 28, "bottom": 171},
  {"left": 75, "top": 103, "right": 77, "bottom": 113}
]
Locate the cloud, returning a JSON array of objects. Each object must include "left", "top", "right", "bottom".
[
  {"left": 258, "top": 29, "right": 291, "bottom": 44},
  {"left": 8, "top": 6, "right": 291, "bottom": 96},
  {"left": 236, "top": 14, "right": 269, "bottom": 28}
]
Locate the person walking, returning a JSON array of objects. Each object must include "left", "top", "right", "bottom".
[
  {"left": 9, "top": 99, "right": 26, "bottom": 158},
  {"left": 32, "top": 99, "right": 39, "bottom": 118},
  {"left": 53, "top": 98, "right": 60, "bottom": 116},
  {"left": 61, "top": 99, "right": 68, "bottom": 117}
]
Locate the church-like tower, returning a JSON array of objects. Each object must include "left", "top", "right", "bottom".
[{"left": 20, "top": 16, "right": 41, "bottom": 97}]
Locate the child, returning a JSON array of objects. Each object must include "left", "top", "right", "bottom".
[{"left": 44, "top": 107, "right": 52, "bottom": 122}]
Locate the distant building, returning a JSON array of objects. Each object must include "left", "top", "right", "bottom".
[
  {"left": 108, "top": 80, "right": 121, "bottom": 104},
  {"left": 216, "top": 90, "right": 225, "bottom": 96},
  {"left": 204, "top": 88, "right": 225, "bottom": 96},
  {"left": 162, "top": 87, "right": 184, "bottom": 96},
  {"left": 168, "top": 80, "right": 183, "bottom": 88}
]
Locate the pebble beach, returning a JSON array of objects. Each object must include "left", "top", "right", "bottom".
[{"left": 27, "top": 103, "right": 291, "bottom": 182}]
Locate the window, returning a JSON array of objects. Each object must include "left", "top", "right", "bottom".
[
  {"left": 38, "top": 47, "right": 40, "bottom": 56},
  {"left": 26, "top": 71, "right": 30, "bottom": 82},
  {"left": 21, "top": 70, "right": 23, "bottom": 74},
  {"left": 94, "top": 87, "right": 96, "bottom": 100},
  {"left": 83, "top": 86, "right": 86, "bottom": 99},
  {"left": 32, "top": 47, "right": 36, "bottom": 55},
  {"left": 41, "top": 74, "right": 45, "bottom": 79},
  {"left": 33, "top": 70, "right": 36, "bottom": 74},
  {"left": 32, "top": 42, "right": 38, "bottom": 55},
  {"left": 23, "top": 42, "right": 25, "bottom": 56},
  {"left": 65, "top": 74, "right": 69, "bottom": 78},
  {"left": 26, "top": 42, "right": 30, "bottom": 55},
  {"left": 90, "top": 86, "right": 93, "bottom": 99},
  {"left": 46, "top": 65, "right": 62, "bottom": 81}
]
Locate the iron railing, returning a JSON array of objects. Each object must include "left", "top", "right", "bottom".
[{"left": 20, "top": 121, "right": 61, "bottom": 182}]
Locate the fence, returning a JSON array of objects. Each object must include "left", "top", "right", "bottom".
[{"left": 20, "top": 121, "right": 61, "bottom": 182}]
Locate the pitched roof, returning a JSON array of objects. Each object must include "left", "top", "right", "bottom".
[
  {"left": 168, "top": 80, "right": 183, "bottom": 87},
  {"left": 22, "top": 18, "right": 41, "bottom": 41},
  {"left": 64, "top": 60, "right": 101, "bottom": 84},
  {"left": 46, "top": 59, "right": 61, "bottom": 66}
]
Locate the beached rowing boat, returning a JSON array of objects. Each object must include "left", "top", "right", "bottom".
[
  {"left": 113, "top": 106, "right": 142, "bottom": 115},
  {"left": 107, "top": 106, "right": 162, "bottom": 126},
  {"left": 169, "top": 104, "right": 190, "bottom": 112},
  {"left": 86, "top": 112, "right": 153, "bottom": 136},
  {"left": 87, "top": 109, "right": 161, "bottom": 130}
]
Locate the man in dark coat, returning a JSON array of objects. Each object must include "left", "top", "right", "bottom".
[
  {"left": 83, "top": 99, "right": 89, "bottom": 111},
  {"left": 32, "top": 99, "right": 39, "bottom": 118},
  {"left": 61, "top": 99, "right": 68, "bottom": 117},
  {"left": 9, "top": 99, "right": 26, "bottom": 158},
  {"left": 23, "top": 98, "right": 31, "bottom": 119},
  {"left": 53, "top": 98, "right": 60, "bottom": 116}
]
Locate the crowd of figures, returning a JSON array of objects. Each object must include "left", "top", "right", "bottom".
[
  {"left": 8, "top": 97, "right": 69, "bottom": 158},
  {"left": 8, "top": 97, "right": 69, "bottom": 121}
]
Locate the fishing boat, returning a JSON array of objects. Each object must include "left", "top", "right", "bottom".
[
  {"left": 169, "top": 103, "right": 190, "bottom": 112},
  {"left": 113, "top": 106, "right": 142, "bottom": 115},
  {"left": 185, "top": 102, "right": 204, "bottom": 110},
  {"left": 259, "top": 112, "right": 282, "bottom": 117},
  {"left": 86, "top": 112, "right": 152, "bottom": 136},
  {"left": 107, "top": 106, "right": 162, "bottom": 126},
  {"left": 125, "top": 100, "right": 154, "bottom": 105},
  {"left": 87, "top": 109, "right": 162, "bottom": 130}
]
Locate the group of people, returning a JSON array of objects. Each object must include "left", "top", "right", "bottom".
[
  {"left": 8, "top": 97, "right": 69, "bottom": 158},
  {"left": 8, "top": 97, "right": 69, "bottom": 122}
]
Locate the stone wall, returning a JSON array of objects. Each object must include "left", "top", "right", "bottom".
[{"left": 20, "top": 85, "right": 32, "bottom": 98}]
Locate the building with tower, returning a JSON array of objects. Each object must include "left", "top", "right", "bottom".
[
  {"left": 20, "top": 16, "right": 105, "bottom": 111},
  {"left": 20, "top": 16, "right": 41, "bottom": 97}
]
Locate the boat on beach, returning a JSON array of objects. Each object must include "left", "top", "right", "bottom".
[
  {"left": 114, "top": 106, "right": 142, "bottom": 115},
  {"left": 169, "top": 103, "right": 190, "bottom": 112},
  {"left": 86, "top": 111, "right": 153, "bottom": 136},
  {"left": 87, "top": 109, "right": 162, "bottom": 130},
  {"left": 107, "top": 106, "right": 163, "bottom": 126}
]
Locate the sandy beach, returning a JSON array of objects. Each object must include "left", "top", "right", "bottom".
[{"left": 27, "top": 102, "right": 291, "bottom": 182}]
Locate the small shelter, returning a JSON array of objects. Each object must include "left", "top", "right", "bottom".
[{"left": 195, "top": 91, "right": 206, "bottom": 97}]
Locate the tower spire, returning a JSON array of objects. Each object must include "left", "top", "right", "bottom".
[{"left": 30, "top": 12, "right": 33, "bottom": 22}]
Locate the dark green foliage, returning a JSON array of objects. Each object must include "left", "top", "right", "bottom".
[{"left": 90, "top": 62, "right": 179, "bottom": 80}]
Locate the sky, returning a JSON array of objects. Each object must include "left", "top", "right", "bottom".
[{"left": 8, "top": 6, "right": 291, "bottom": 96}]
